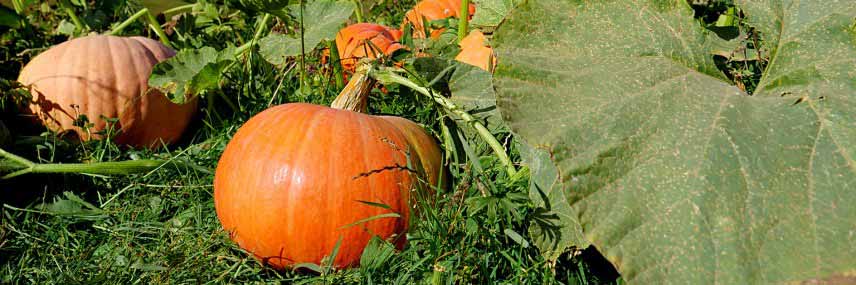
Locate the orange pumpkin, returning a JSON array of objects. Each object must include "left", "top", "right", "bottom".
[
  {"left": 402, "top": 0, "right": 476, "bottom": 39},
  {"left": 214, "top": 66, "right": 444, "bottom": 269},
  {"left": 335, "top": 23, "right": 405, "bottom": 72},
  {"left": 16, "top": 35, "right": 196, "bottom": 148},
  {"left": 455, "top": 30, "right": 496, "bottom": 72}
]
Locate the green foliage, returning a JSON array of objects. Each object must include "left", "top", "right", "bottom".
[
  {"left": 493, "top": 0, "right": 856, "bottom": 284},
  {"left": 0, "top": 0, "right": 616, "bottom": 283},
  {"left": 258, "top": 0, "right": 354, "bottom": 65},
  {"left": 470, "top": 0, "right": 521, "bottom": 32},
  {"left": 138, "top": 0, "right": 191, "bottom": 16},
  {"left": 0, "top": 6, "right": 21, "bottom": 28},
  {"left": 149, "top": 45, "right": 236, "bottom": 103},
  {"left": 226, "top": 0, "right": 294, "bottom": 14}
]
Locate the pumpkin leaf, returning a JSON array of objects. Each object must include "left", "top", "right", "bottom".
[
  {"left": 493, "top": 0, "right": 856, "bottom": 283},
  {"left": 448, "top": 62, "right": 505, "bottom": 133},
  {"left": 470, "top": 0, "right": 522, "bottom": 32},
  {"left": 258, "top": 0, "right": 354, "bottom": 66},
  {"left": 148, "top": 45, "right": 236, "bottom": 104},
  {"left": 520, "top": 143, "right": 587, "bottom": 262},
  {"left": 138, "top": 0, "right": 190, "bottom": 15},
  {"left": 411, "top": 57, "right": 505, "bottom": 133}
]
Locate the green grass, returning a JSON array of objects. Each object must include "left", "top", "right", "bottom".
[{"left": 0, "top": 0, "right": 652, "bottom": 283}]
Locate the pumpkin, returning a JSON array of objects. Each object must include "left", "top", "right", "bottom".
[
  {"left": 16, "top": 35, "right": 196, "bottom": 148},
  {"left": 214, "top": 65, "right": 444, "bottom": 269},
  {"left": 335, "top": 23, "right": 405, "bottom": 72},
  {"left": 402, "top": 0, "right": 476, "bottom": 39},
  {"left": 455, "top": 30, "right": 496, "bottom": 72}
]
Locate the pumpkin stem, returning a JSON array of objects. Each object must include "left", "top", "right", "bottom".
[
  {"left": 457, "top": 0, "right": 470, "bottom": 42},
  {"left": 370, "top": 67, "right": 519, "bottom": 177},
  {"left": 330, "top": 60, "right": 375, "bottom": 113},
  {"left": 0, "top": 147, "right": 176, "bottom": 180}
]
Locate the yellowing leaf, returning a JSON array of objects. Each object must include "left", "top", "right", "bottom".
[{"left": 455, "top": 30, "right": 495, "bottom": 72}]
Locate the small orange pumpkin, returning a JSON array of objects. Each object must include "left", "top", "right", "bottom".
[
  {"left": 214, "top": 65, "right": 444, "bottom": 270},
  {"left": 335, "top": 23, "right": 405, "bottom": 72},
  {"left": 16, "top": 35, "right": 196, "bottom": 148},
  {"left": 455, "top": 30, "right": 496, "bottom": 72},
  {"left": 402, "top": 0, "right": 476, "bottom": 39}
]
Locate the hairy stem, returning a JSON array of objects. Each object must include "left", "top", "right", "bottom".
[
  {"left": 458, "top": 0, "right": 469, "bottom": 41},
  {"left": 144, "top": 9, "right": 172, "bottom": 47},
  {"left": 110, "top": 8, "right": 172, "bottom": 47},
  {"left": 298, "top": 0, "right": 308, "bottom": 93},
  {"left": 327, "top": 41, "right": 345, "bottom": 90},
  {"left": 352, "top": 0, "right": 364, "bottom": 23},
  {"left": 370, "top": 67, "right": 517, "bottom": 177},
  {"left": 110, "top": 8, "right": 147, "bottom": 35},
  {"left": 161, "top": 3, "right": 196, "bottom": 16},
  {"left": 1, "top": 148, "right": 165, "bottom": 180},
  {"left": 234, "top": 13, "right": 272, "bottom": 57},
  {"left": 59, "top": 0, "right": 87, "bottom": 32}
]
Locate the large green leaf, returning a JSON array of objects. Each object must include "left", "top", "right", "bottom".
[
  {"left": 413, "top": 57, "right": 506, "bottom": 132},
  {"left": 449, "top": 62, "right": 506, "bottom": 132},
  {"left": 258, "top": 0, "right": 354, "bottom": 66},
  {"left": 138, "top": 0, "right": 190, "bottom": 15},
  {"left": 149, "top": 46, "right": 236, "bottom": 104},
  {"left": 493, "top": 0, "right": 856, "bottom": 283},
  {"left": 470, "top": 0, "right": 522, "bottom": 32},
  {"left": 522, "top": 143, "right": 588, "bottom": 262}
]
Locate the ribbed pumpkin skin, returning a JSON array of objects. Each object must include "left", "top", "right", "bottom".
[
  {"left": 17, "top": 35, "right": 196, "bottom": 148},
  {"left": 380, "top": 116, "right": 446, "bottom": 189},
  {"left": 335, "top": 23, "right": 404, "bottom": 72},
  {"left": 403, "top": 0, "right": 476, "bottom": 39},
  {"left": 214, "top": 103, "right": 437, "bottom": 269}
]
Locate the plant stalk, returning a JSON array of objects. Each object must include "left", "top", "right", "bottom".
[
  {"left": 161, "top": 3, "right": 196, "bottom": 16},
  {"left": 1, "top": 148, "right": 165, "bottom": 180},
  {"left": 327, "top": 41, "right": 345, "bottom": 90},
  {"left": 352, "top": 0, "right": 364, "bottom": 23},
  {"left": 330, "top": 62, "right": 372, "bottom": 112},
  {"left": 144, "top": 9, "right": 172, "bottom": 47},
  {"left": 110, "top": 8, "right": 172, "bottom": 48},
  {"left": 457, "top": 0, "right": 469, "bottom": 41},
  {"left": 110, "top": 8, "right": 147, "bottom": 35},
  {"left": 298, "top": 0, "right": 308, "bottom": 93},
  {"left": 370, "top": 67, "right": 518, "bottom": 177},
  {"left": 12, "top": 0, "right": 25, "bottom": 14},
  {"left": 59, "top": 0, "right": 87, "bottom": 32},
  {"left": 234, "top": 13, "right": 272, "bottom": 57}
]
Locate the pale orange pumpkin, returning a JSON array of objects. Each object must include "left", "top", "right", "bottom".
[
  {"left": 335, "top": 23, "right": 405, "bottom": 72},
  {"left": 402, "top": 0, "right": 476, "bottom": 39},
  {"left": 17, "top": 35, "right": 196, "bottom": 148},
  {"left": 455, "top": 30, "right": 496, "bottom": 72}
]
